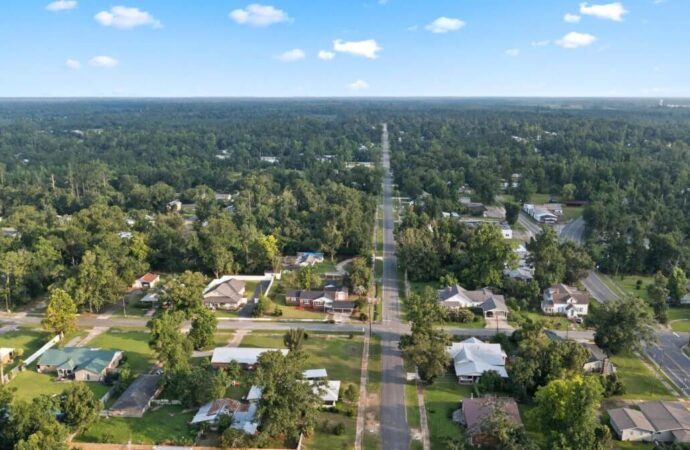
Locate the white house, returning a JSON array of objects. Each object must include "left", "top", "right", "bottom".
[
  {"left": 246, "top": 379, "right": 341, "bottom": 407},
  {"left": 500, "top": 223, "right": 513, "bottom": 239},
  {"left": 541, "top": 284, "right": 590, "bottom": 318},
  {"left": 133, "top": 273, "right": 160, "bottom": 290},
  {"left": 191, "top": 398, "right": 259, "bottom": 435},
  {"left": 211, "top": 348, "right": 288, "bottom": 369},
  {"left": 438, "top": 286, "right": 509, "bottom": 319},
  {"left": 446, "top": 337, "right": 508, "bottom": 384}
]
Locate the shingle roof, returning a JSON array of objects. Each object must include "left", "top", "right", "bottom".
[
  {"left": 110, "top": 374, "right": 162, "bottom": 413},
  {"left": 203, "top": 277, "right": 246, "bottom": 304},
  {"left": 462, "top": 397, "right": 522, "bottom": 435},
  {"left": 639, "top": 401, "right": 690, "bottom": 432},
  {"left": 608, "top": 408, "right": 655, "bottom": 432}
]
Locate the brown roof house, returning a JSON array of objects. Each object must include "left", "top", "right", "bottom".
[
  {"left": 541, "top": 284, "right": 590, "bottom": 318},
  {"left": 608, "top": 401, "right": 690, "bottom": 443},
  {"left": 438, "top": 285, "right": 509, "bottom": 319},
  {"left": 460, "top": 397, "right": 523, "bottom": 447},
  {"left": 286, "top": 287, "right": 350, "bottom": 312},
  {"left": 203, "top": 277, "right": 247, "bottom": 311},
  {"left": 133, "top": 272, "right": 160, "bottom": 290}
]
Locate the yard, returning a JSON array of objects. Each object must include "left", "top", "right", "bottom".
[
  {"left": 78, "top": 405, "right": 196, "bottom": 445},
  {"left": 363, "top": 335, "right": 381, "bottom": 450},
  {"left": 240, "top": 332, "right": 363, "bottom": 450},
  {"left": 422, "top": 372, "right": 473, "bottom": 450},
  {"left": 668, "top": 306, "right": 690, "bottom": 332},
  {"left": 9, "top": 370, "right": 109, "bottom": 402},
  {"left": 0, "top": 327, "right": 50, "bottom": 370},
  {"left": 88, "top": 328, "right": 155, "bottom": 375},
  {"left": 604, "top": 274, "right": 655, "bottom": 301},
  {"left": 509, "top": 310, "right": 585, "bottom": 331},
  {"left": 266, "top": 281, "right": 330, "bottom": 320},
  {"left": 609, "top": 353, "right": 675, "bottom": 401}
]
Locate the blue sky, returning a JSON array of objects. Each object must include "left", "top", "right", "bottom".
[{"left": 1, "top": 0, "right": 688, "bottom": 97}]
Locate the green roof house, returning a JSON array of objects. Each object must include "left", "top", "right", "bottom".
[{"left": 37, "top": 347, "right": 123, "bottom": 382}]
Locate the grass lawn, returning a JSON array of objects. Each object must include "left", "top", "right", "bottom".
[
  {"left": 305, "top": 411, "right": 356, "bottom": 450},
  {"left": 423, "top": 372, "right": 473, "bottom": 450},
  {"left": 509, "top": 310, "right": 585, "bottom": 331},
  {"left": 609, "top": 353, "right": 675, "bottom": 401},
  {"left": 605, "top": 275, "right": 655, "bottom": 301},
  {"left": 668, "top": 306, "right": 690, "bottom": 332},
  {"left": 530, "top": 193, "right": 552, "bottom": 204},
  {"left": 314, "top": 261, "right": 338, "bottom": 275},
  {"left": 443, "top": 316, "right": 486, "bottom": 329},
  {"left": 267, "top": 281, "right": 330, "bottom": 320},
  {"left": 0, "top": 327, "right": 50, "bottom": 370},
  {"left": 9, "top": 371, "right": 109, "bottom": 402},
  {"left": 518, "top": 404, "right": 547, "bottom": 449},
  {"left": 409, "top": 280, "right": 439, "bottom": 295},
  {"left": 406, "top": 382, "right": 420, "bottom": 429},
  {"left": 78, "top": 405, "right": 196, "bottom": 445},
  {"left": 562, "top": 206, "right": 584, "bottom": 221},
  {"left": 614, "top": 441, "right": 654, "bottom": 450},
  {"left": 88, "top": 328, "right": 155, "bottom": 375}
]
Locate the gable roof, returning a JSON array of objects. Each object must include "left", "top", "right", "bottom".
[
  {"left": 203, "top": 277, "right": 246, "bottom": 304},
  {"left": 37, "top": 347, "right": 121, "bottom": 374},
  {"left": 638, "top": 401, "right": 690, "bottom": 432},
  {"left": 447, "top": 338, "right": 508, "bottom": 378},
  {"left": 211, "top": 347, "right": 288, "bottom": 365},
  {"left": 438, "top": 285, "right": 504, "bottom": 306},
  {"left": 247, "top": 380, "right": 341, "bottom": 404},
  {"left": 110, "top": 374, "right": 162, "bottom": 414},
  {"left": 304, "top": 369, "right": 328, "bottom": 379},
  {"left": 137, "top": 272, "right": 159, "bottom": 283},
  {"left": 545, "top": 284, "right": 590, "bottom": 305},
  {"left": 481, "top": 296, "right": 507, "bottom": 313},
  {"left": 462, "top": 397, "right": 522, "bottom": 435},
  {"left": 608, "top": 408, "right": 655, "bottom": 432}
]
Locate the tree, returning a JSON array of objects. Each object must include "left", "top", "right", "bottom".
[
  {"left": 41, "top": 288, "right": 77, "bottom": 336},
  {"left": 561, "top": 183, "right": 577, "bottom": 201},
  {"left": 514, "top": 179, "right": 535, "bottom": 204},
  {"left": 347, "top": 257, "right": 371, "bottom": 293},
  {"left": 0, "top": 250, "right": 31, "bottom": 311},
  {"left": 165, "top": 366, "right": 227, "bottom": 407},
  {"left": 527, "top": 227, "right": 565, "bottom": 289},
  {"left": 504, "top": 202, "right": 520, "bottom": 225},
  {"left": 480, "top": 403, "right": 537, "bottom": 450},
  {"left": 667, "top": 266, "right": 687, "bottom": 306},
  {"left": 188, "top": 308, "right": 217, "bottom": 350},
  {"left": 60, "top": 383, "right": 102, "bottom": 431},
  {"left": 648, "top": 272, "right": 670, "bottom": 324},
  {"left": 148, "top": 311, "right": 192, "bottom": 371},
  {"left": 295, "top": 266, "right": 322, "bottom": 290},
  {"left": 320, "top": 221, "right": 343, "bottom": 262},
  {"left": 160, "top": 271, "right": 206, "bottom": 316},
  {"left": 400, "top": 329, "right": 450, "bottom": 382},
  {"left": 593, "top": 296, "right": 656, "bottom": 354},
  {"left": 477, "top": 370, "right": 505, "bottom": 394},
  {"left": 531, "top": 375, "right": 607, "bottom": 450},
  {"left": 252, "top": 295, "right": 270, "bottom": 317},
  {"left": 406, "top": 287, "right": 445, "bottom": 334},
  {"left": 439, "top": 273, "right": 458, "bottom": 288},
  {"left": 561, "top": 241, "right": 594, "bottom": 284},
  {"left": 284, "top": 328, "right": 307, "bottom": 352},
  {"left": 253, "top": 351, "right": 320, "bottom": 443},
  {"left": 459, "top": 223, "right": 516, "bottom": 288}
]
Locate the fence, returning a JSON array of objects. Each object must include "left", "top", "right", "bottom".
[{"left": 2, "top": 333, "right": 61, "bottom": 384}]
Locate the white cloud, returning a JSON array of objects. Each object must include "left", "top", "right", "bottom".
[
  {"left": 579, "top": 2, "right": 628, "bottom": 21},
  {"left": 318, "top": 50, "right": 335, "bottom": 61},
  {"left": 46, "top": 1, "right": 77, "bottom": 12},
  {"left": 505, "top": 48, "right": 520, "bottom": 57},
  {"left": 229, "top": 4, "right": 291, "bottom": 27},
  {"left": 89, "top": 56, "right": 120, "bottom": 68},
  {"left": 425, "top": 16, "right": 465, "bottom": 34},
  {"left": 333, "top": 39, "right": 382, "bottom": 59},
  {"left": 556, "top": 32, "right": 597, "bottom": 48},
  {"left": 95, "top": 6, "right": 161, "bottom": 29},
  {"left": 65, "top": 59, "right": 81, "bottom": 69},
  {"left": 564, "top": 13, "right": 582, "bottom": 23},
  {"left": 531, "top": 40, "right": 550, "bottom": 47},
  {"left": 278, "top": 48, "right": 305, "bottom": 62},
  {"left": 349, "top": 79, "right": 369, "bottom": 90}
]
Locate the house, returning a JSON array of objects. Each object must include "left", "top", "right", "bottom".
[
  {"left": 461, "top": 397, "right": 523, "bottom": 446},
  {"left": 523, "top": 204, "right": 557, "bottom": 224},
  {"left": 246, "top": 379, "right": 341, "bottom": 407},
  {"left": 304, "top": 368, "right": 328, "bottom": 380},
  {"left": 167, "top": 199, "right": 182, "bottom": 212},
  {"left": 296, "top": 252, "right": 325, "bottom": 266},
  {"left": 118, "top": 231, "right": 133, "bottom": 240},
  {"left": 109, "top": 374, "right": 162, "bottom": 417},
  {"left": 541, "top": 284, "right": 590, "bottom": 318},
  {"left": 191, "top": 398, "right": 259, "bottom": 434},
  {"left": 260, "top": 156, "right": 279, "bottom": 164},
  {"left": 211, "top": 347, "right": 288, "bottom": 369},
  {"left": 608, "top": 401, "right": 690, "bottom": 443},
  {"left": 203, "top": 277, "right": 247, "bottom": 311},
  {"left": 446, "top": 337, "right": 508, "bottom": 384},
  {"left": 437, "top": 286, "right": 508, "bottom": 319},
  {"left": 285, "top": 287, "right": 349, "bottom": 311},
  {"left": 133, "top": 272, "right": 160, "bottom": 290},
  {"left": 500, "top": 223, "right": 513, "bottom": 239},
  {"left": 36, "top": 347, "right": 123, "bottom": 382},
  {"left": 214, "top": 193, "right": 232, "bottom": 202},
  {"left": 581, "top": 342, "right": 615, "bottom": 375},
  {"left": 503, "top": 266, "right": 534, "bottom": 281},
  {"left": 1, "top": 228, "right": 19, "bottom": 238},
  {"left": 140, "top": 292, "right": 159, "bottom": 306},
  {"left": 0, "top": 348, "right": 14, "bottom": 364}
]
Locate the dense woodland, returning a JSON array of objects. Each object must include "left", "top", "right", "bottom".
[
  {"left": 0, "top": 100, "right": 382, "bottom": 310},
  {"left": 388, "top": 100, "right": 690, "bottom": 276}
]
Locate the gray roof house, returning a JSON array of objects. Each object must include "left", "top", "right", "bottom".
[
  {"left": 438, "top": 285, "right": 508, "bottom": 319},
  {"left": 109, "top": 374, "right": 162, "bottom": 417},
  {"left": 203, "top": 277, "right": 247, "bottom": 311},
  {"left": 608, "top": 401, "right": 690, "bottom": 443}
]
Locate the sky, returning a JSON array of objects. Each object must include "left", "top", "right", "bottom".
[{"left": 1, "top": 0, "right": 688, "bottom": 97}]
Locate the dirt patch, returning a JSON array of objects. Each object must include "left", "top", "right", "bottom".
[
  {"left": 410, "top": 429, "right": 422, "bottom": 441},
  {"left": 365, "top": 392, "right": 380, "bottom": 433}
]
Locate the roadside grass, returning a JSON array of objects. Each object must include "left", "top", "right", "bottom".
[
  {"left": 561, "top": 206, "right": 584, "bottom": 221},
  {"left": 406, "top": 382, "right": 420, "bottom": 429},
  {"left": 609, "top": 352, "right": 675, "bottom": 401},
  {"left": 88, "top": 328, "right": 155, "bottom": 375},
  {"left": 0, "top": 327, "right": 50, "bottom": 370},
  {"left": 78, "top": 405, "right": 196, "bottom": 445},
  {"left": 668, "top": 306, "right": 690, "bottom": 332},
  {"left": 604, "top": 275, "right": 655, "bottom": 301},
  {"left": 423, "top": 372, "right": 472, "bottom": 450},
  {"left": 509, "top": 310, "right": 585, "bottom": 331},
  {"left": 9, "top": 371, "right": 109, "bottom": 402},
  {"left": 441, "top": 316, "right": 486, "bottom": 329},
  {"left": 363, "top": 336, "right": 382, "bottom": 449}
]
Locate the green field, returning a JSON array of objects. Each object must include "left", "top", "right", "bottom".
[
  {"left": 604, "top": 275, "right": 655, "bottom": 301},
  {"left": 88, "top": 328, "right": 155, "bottom": 375},
  {"left": 78, "top": 405, "right": 196, "bottom": 445},
  {"left": 9, "top": 370, "right": 109, "bottom": 402},
  {"left": 609, "top": 353, "right": 675, "bottom": 401},
  {"left": 668, "top": 306, "right": 690, "bottom": 332},
  {"left": 0, "top": 327, "right": 50, "bottom": 370},
  {"left": 363, "top": 335, "right": 381, "bottom": 450},
  {"left": 422, "top": 372, "right": 472, "bottom": 450},
  {"left": 509, "top": 310, "right": 585, "bottom": 331}
]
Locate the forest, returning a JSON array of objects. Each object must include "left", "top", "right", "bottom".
[{"left": 0, "top": 100, "right": 382, "bottom": 310}]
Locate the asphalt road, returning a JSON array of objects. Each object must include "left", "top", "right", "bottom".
[
  {"left": 559, "top": 216, "right": 585, "bottom": 244},
  {"left": 378, "top": 123, "right": 411, "bottom": 450},
  {"left": 517, "top": 211, "right": 542, "bottom": 238},
  {"left": 645, "top": 331, "right": 690, "bottom": 397}
]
